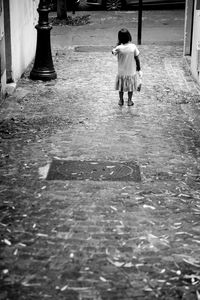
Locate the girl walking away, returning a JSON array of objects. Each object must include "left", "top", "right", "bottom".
[{"left": 112, "top": 28, "right": 142, "bottom": 106}]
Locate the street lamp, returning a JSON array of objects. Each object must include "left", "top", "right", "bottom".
[
  {"left": 30, "top": 0, "right": 57, "bottom": 81},
  {"left": 137, "top": 0, "right": 143, "bottom": 45}
]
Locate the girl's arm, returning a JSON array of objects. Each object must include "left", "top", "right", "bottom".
[
  {"left": 135, "top": 55, "right": 142, "bottom": 78},
  {"left": 135, "top": 55, "right": 141, "bottom": 71}
]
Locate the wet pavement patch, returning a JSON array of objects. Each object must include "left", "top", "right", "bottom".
[
  {"left": 0, "top": 117, "right": 72, "bottom": 140},
  {"left": 153, "top": 85, "right": 200, "bottom": 104},
  {"left": 46, "top": 160, "right": 141, "bottom": 182},
  {"left": 50, "top": 15, "right": 90, "bottom": 26},
  {"left": 75, "top": 45, "right": 112, "bottom": 52}
]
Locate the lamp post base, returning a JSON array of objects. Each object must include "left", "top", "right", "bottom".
[
  {"left": 30, "top": 1, "right": 57, "bottom": 81},
  {"left": 30, "top": 69, "right": 57, "bottom": 81}
]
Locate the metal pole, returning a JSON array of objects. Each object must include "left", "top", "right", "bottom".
[
  {"left": 72, "top": 0, "right": 76, "bottom": 14},
  {"left": 137, "top": 0, "right": 142, "bottom": 45},
  {"left": 30, "top": 0, "right": 57, "bottom": 81}
]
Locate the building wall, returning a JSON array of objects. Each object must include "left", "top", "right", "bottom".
[
  {"left": 183, "top": 0, "right": 194, "bottom": 56},
  {"left": 1, "top": 0, "right": 40, "bottom": 98},
  {"left": 9, "top": 0, "right": 39, "bottom": 81},
  {"left": 191, "top": 0, "right": 200, "bottom": 83},
  {"left": 0, "top": 0, "right": 6, "bottom": 100}
]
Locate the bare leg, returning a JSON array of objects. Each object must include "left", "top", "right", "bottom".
[
  {"left": 118, "top": 91, "right": 124, "bottom": 106},
  {"left": 128, "top": 91, "right": 134, "bottom": 106}
]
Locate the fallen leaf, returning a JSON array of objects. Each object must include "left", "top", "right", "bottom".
[
  {"left": 36, "top": 233, "right": 48, "bottom": 237},
  {"left": 61, "top": 285, "right": 68, "bottom": 291},
  {"left": 182, "top": 256, "right": 200, "bottom": 267},
  {"left": 110, "top": 206, "right": 117, "bottom": 211},
  {"left": 178, "top": 193, "right": 191, "bottom": 198},
  {"left": 107, "top": 257, "right": 124, "bottom": 267},
  {"left": 192, "top": 240, "right": 200, "bottom": 244},
  {"left": 4, "top": 239, "right": 11, "bottom": 246},
  {"left": 13, "top": 249, "right": 18, "bottom": 255},
  {"left": 21, "top": 274, "right": 41, "bottom": 287},
  {"left": 41, "top": 186, "right": 46, "bottom": 190},
  {"left": 18, "top": 243, "right": 26, "bottom": 247},
  {"left": 175, "top": 232, "right": 193, "bottom": 236},
  {"left": 147, "top": 234, "right": 169, "bottom": 248},
  {"left": 184, "top": 274, "right": 200, "bottom": 281},
  {"left": 135, "top": 263, "right": 144, "bottom": 268},
  {"left": 143, "top": 205, "right": 156, "bottom": 210},
  {"left": 99, "top": 276, "right": 107, "bottom": 282},
  {"left": 22, "top": 282, "right": 41, "bottom": 287},
  {"left": 143, "top": 286, "right": 153, "bottom": 292},
  {"left": 123, "top": 262, "right": 134, "bottom": 268}
]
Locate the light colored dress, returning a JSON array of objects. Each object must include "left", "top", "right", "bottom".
[{"left": 112, "top": 42, "right": 140, "bottom": 92}]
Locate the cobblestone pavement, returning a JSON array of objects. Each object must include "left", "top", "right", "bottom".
[{"left": 1, "top": 21, "right": 200, "bottom": 300}]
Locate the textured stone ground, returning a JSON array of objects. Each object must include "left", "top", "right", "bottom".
[{"left": 1, "top": 11, "right": 200, "bottom": 300}]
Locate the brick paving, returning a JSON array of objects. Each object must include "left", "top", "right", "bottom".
[{"left": 1, "top": 13, "right": 200, "bottom": 300}]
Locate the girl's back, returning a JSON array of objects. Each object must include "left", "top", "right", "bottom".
[{"left": 116, "top": 43, "right": 139, "bottom": 76}]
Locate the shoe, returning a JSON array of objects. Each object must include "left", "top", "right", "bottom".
[
  {"left": 118, "top": 99, "right": 124, "bottom": 106},
  {"left": 128, "top": 100, "right": 134, "bottom": 106}
]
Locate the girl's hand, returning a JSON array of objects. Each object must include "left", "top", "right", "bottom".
[
  {"left": 112, "top": 47, "right": 118, "bottom": 55},
  {"left": 137, "top": 83, "right": 142, "bottom": 92},
  {"left": 138, "top": 70, "right": 143, "bottom": 78}
]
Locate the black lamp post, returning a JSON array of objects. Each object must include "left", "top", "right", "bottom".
[
  {"left": 137, "top": 0, "right": 143, "bottom": 45},
  {"left": 30, "top": 0, "right": 57, "bottom": 81}
]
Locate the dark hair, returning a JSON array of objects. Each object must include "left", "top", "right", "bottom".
[{"left": 118, "top": 28, "right": 132, "bottom": 45}]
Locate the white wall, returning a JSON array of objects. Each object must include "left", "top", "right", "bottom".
[
  {"left": 183, "top": 0, "right": 193, "bottom": 55},
  {"left": 191, "top": 0, "right": 200, "bottom": 83},
  {"left": 0, "top": 0, "right": 6, "bottom": 99},
  {"left": 9, "top": 0, "right": 39, "bottom": 81}
]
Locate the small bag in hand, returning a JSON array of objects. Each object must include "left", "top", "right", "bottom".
[{"left": 137, "top": 71, "right": 143, "bottom": 92}]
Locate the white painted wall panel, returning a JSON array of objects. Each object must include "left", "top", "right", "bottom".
[
  {"left": 191, "top": 0, "right": 200, "bottom": 83},
  {"left": 9, "top": 0, "right": 39, "bottom": 81}
]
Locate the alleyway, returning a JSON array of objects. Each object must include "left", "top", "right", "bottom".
[{"left": 1, "top": 10, "right": 200, "bottom": 300}]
